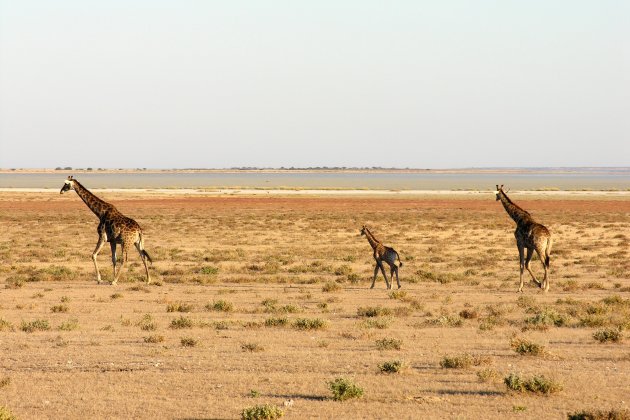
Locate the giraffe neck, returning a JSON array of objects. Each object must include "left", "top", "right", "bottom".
[
  {"left": 498, "top": 191, "right": 531, "bottom": 225},
  {"left": 364, "top": 228, "right": 381, "bottom": 250},
  {"left": 72, "top": 180, "right": 114, "bottom": 218}
]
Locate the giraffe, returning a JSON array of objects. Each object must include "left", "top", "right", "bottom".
[
  {"left": 360, "top": 225, "right": 403, "bottom": 289},
  {"left": 60, "top": 176, "right": 153, "bottom": 285},
  {"left": 495, "top": 185, "right": 553, "bottom": 292}
]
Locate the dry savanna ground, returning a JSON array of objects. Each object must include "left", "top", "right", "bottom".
[{"left": 1, "top": 191, "right": 630, "bottom": 419}]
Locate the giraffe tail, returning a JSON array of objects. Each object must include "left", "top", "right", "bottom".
[
  {"left": 545, "top": 237, "right": 552, "bottom": 268},
  {"left": 139, "top": 233, "right": 153, "bottom": 265},
  {"left": 142, "top": 249, "right": 153, "bottom": 265},
  {"left": 397, "top": 252, "right": 403, "bottom": 268}
]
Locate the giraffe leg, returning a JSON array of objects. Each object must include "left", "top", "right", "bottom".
[
  {"left": 110, "top": 242, "right": 117, "bottom": 281},
  {"left": 135, "top": 242, "right": 151, "bottom": 284},
  {"left": 112, "top": 244, "right": 127, "bottom": 285},
  {"left": 92, "top": 235, "right": 106, "bottom": 284},
  {"left": 536, "top": 248, "right": 549, "bottom": 292},
  {"left": 517, "top": 243, "right": 525, "bottom": 293},
  {"left": 378, "top": 261, "right": 390, "bottom": 289},
  {"left": 371, "top": 264, "right": 379, "bottom": 289},
  {"left": 389, "top": 263, "right": 400, "bottom": 289},
  {"left": 525, "top": 247, "right": 541, "bottom": 287}
]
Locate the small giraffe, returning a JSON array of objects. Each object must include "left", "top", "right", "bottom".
[
  {"left": 495, "top": 185, "right": 553, "bottom": 292},
  {"left": 60, "top": 176, "right": 153, "bottom": 285},
  {"left": 360, "top": 225, "right": 403, "bottom": 289}
]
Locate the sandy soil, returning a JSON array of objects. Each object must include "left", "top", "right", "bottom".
[{"left": 0, "top": 191, "right": 629, "bottom": 419}]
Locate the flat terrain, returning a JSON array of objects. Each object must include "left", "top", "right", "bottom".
[{"left": 1, "top": 191, "right": 629, "bottom": 419}]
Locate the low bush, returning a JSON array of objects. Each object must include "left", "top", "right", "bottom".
[
  {"left": 241, "top": 404, "right": 283, "bottom": 420},
  {"left": 328, "top": 377, "right": 364, "bottom": 401}
]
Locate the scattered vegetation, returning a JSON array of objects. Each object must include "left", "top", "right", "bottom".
[
  {"left": 440, "top": 353, "right": 490, "bottom": 369},
  {"left": 20, "top": 319, "right": 50, "bottom": 333},
  {"left": 328, "top": 377, "right": 364, "bottom": 401},
  {"left": 0, "top": 405, "right": 16, "bottom": 420},
  {"left": 375, "top": 338, "right": 402, "bottom": 350},
  {"left": 137, "top": 314, "right": 157, "bottom": 331},
  {"left": 58, "top": 319, "right": 79, "bottom": 331},
  {"left": 379, "top": 360, "right": 404, "bottom": 374},
  {"left": 241, "top": 404, "right": 284, "bottom": 420},
  {"left": 593, "top": 328, "right": 623, "bottom": 343},
  {"left": 357, "top": 306, "right": 392, "bottom": 317},
  {"left": 207, "top": 300, "right": 234, "bottom": 312},
  {"left": 264, "top": 317, "right": 289, "bottom": 327},
  {"left": 504, "top": 373, "right": 563, "bottom": 394},
  {"left": 0, "top": 319, "right": 14, "bottom": 332},
  {"left": 293, "top": 318, "right": 327, "bottom": 330},
  {"left": 510, "top": 337, "right": 546, "bottom": 356},
  {"left": 181, "top": 337, "right": 198, "bottom": 347},
  {"left": 144, "top": 335, "right": 164, "bottom": 343},
  {"left": 170, "top": 316, "right": 193, "bottom": 329},
  {"left": 167, "top": 302, "right": 194, "bottom": 312},
  {"left": 322, "top": 281, "right": 341, "bottom": 293},
  {"left": 51, "top": 304, "right": 69, "bottom": 313}
]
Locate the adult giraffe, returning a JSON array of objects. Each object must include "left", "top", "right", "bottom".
[
  {"left": 360, "top": 225, "right": 403, "bottom": 289},
  {"left": 60, "top": 176, "right": 152, "bottom": 284},
  {"left": 495, "top": 185, "right": 552, "bottom": 292}
]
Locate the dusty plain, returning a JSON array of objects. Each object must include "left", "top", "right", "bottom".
[{"left": 0, "top": 191, "right": 629, "bottom": 419}]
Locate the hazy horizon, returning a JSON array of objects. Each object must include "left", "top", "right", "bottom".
[{"left": 1, "top": 1, "right": 628, "bottom": 168}]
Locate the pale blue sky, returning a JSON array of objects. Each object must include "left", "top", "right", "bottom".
[{"left": 0, "top": 1, "right": 628, "bottom": 168}]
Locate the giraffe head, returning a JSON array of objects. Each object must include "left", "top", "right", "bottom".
[
  {"left": 495, "top": 184, "right": 504, "bottom": 201},
  {"left": 60, "top": 176, "right": 75, "bottom": 194},
  {"left": 360, "top": 225, "right": 367, "bottom": 236}
]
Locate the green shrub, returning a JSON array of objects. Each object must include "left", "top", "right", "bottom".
[
  {"left": 0, "top": 319, "right": 14, "bottom": 332},
  {"left": 264, "top": 317, "right": 288, "bottom": 327},
  {"left": 375, "top": 338, "right": 402, "bottom": 350},
  {"left": 20, "top": 319, "right": 50, "bottom": 333},
  {"left": 525, "top": 308, "right": 566, "bottom": 328},
  {"left": 170, "top": 316, "right": 193, "bottom": 329},
  {"left": 357, "top": 306, "right": 392, "bottom": 317},
  {"left": 137, "top": 314, "right": 157, "bottom": 331},
  {"left": 440, "top": 353, "right": 490, "bottom": 369},
  {"left": 0, "top": 405, "right": 17, "bottom": 420},
  {"left": 200, "top": 266, "right": 219, "bottom": 275},
  {"left": 51, "top": 304, "right": 69, "bottom": 313},
  {"left": 504, "top": 373, "right": 562, "bottom": 394},
  {"left": 207, "top": 300, "right": 233, "bottom": 312},
  {"left": 593, "top": 328, "right": 623, "bottom": 343},
  {"left": 58, "top": 319, "right": 79, "bottom": 331},
  {"left": 293, "top": 318, "right": 327, "bottom": 330},
  {"left": 181, "top": 337, "right": 198, "bottom": 347},
  {"left": 322, "top": 281, "right": 341, "bottom": 293},
  {"left": 379, "top": 360, "right": 404, "bottom": 373},
  {"left": 388, "top": 290, "right": 408, "bottom": 300},
  {"left": 167, "top": 302, "right": 193, "bottom": 312},
  {"left": 510, "top": 337, "right": 546, "bottom": 356},
  {"left": 328, "top": 377, "right": 364, "bottom": 401},
  {"left": 477, "top": 368, "right": 500, "bottom": 383},
  {"left": 362, "top": 318, "right": 392, "bottom": 329},
  {"left": 241, "top": 404, "right": 283, "bottom": 420}
]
